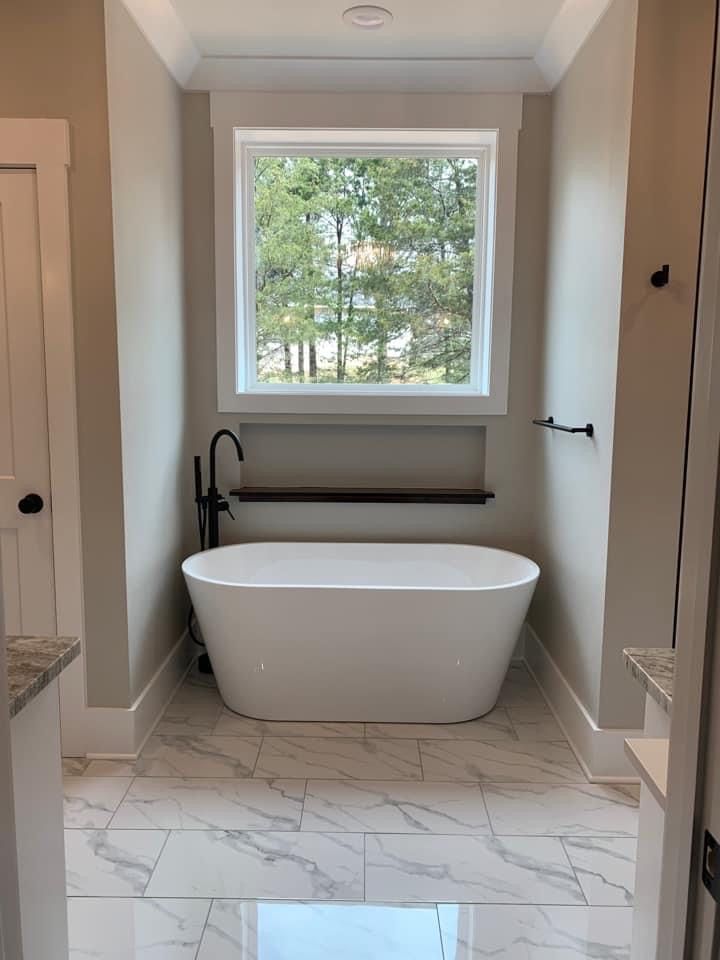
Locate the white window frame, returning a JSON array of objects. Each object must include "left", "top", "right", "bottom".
[{"left": 211, "top": 93, "right": 521, "bottom": 417}]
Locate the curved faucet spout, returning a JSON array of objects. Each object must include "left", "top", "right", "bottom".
[
  {"left": 209, "top": 429, "right": 244, "bottom": 493},
  {"left": 207, "top": 429, "right": 244, "bottom": 549}
]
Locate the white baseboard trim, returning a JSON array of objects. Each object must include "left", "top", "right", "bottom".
[
  {"left": 60, "top": 630, "right": 195, "bottom": 759},
  {"left": 522, "top": 623, "right": 642, "bottom": 782}
]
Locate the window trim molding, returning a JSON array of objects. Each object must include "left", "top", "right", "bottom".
[{"left": 211, "top": 92, "right": 521, "bottom": 417}]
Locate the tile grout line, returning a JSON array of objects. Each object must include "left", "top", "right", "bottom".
[
  {"left": 363, "top": 832, "right": 367, "bottom": 902},
  {"left": 140, "top": 829, "right": 172, "bottom": 898},
  {"left": 298, "top": 778, "right": 309, "bottom": 831},
  {"left": 250, "top": 736, "right": 264, "bottom": 777},
  {"left": 558, "top": 835, "right": 590, "bottom": 906},
  {"left": 104, "top": 774, "right": 138, "bottom": 830},
  {"left": 193, "top": 897, "right": 214, "bottom": 960},
  {"left": 477, "top": 782, "right": 495, "bottom": 836},
  {"left": 417, "top": 738, "right": 426, "bottom": 782},
  {"left": 65, "top": 895, "right": 637, "bottom": 906},
  {"left": 435, "top": 902, "right": 447, "bottom": 960}
]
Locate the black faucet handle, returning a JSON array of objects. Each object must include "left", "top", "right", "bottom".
[{"left": 216, "top": 495, "right": 235, "bottom": 520}]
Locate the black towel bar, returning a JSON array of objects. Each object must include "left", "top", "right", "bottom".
[{"left": 533, "top": 416, "right": 594, "bottom": 438}]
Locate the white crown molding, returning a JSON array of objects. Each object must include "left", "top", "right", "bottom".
[
  {"left": 118, "top": 0, "right": 608, "bottom": 93},
  {"left": 119, "top": 0, "right": 200, "bottom": 86},
  {"left": 534, "top": 0, "right": 615, "bottom": 88},
  {"left": 187, "top": 57, "right": 549, "bottom": 94}
]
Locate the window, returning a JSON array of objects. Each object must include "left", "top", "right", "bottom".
[{"left": 212, "top": 102, "right": 520, "bottom": 416}]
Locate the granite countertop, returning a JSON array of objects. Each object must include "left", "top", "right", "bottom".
[
  {"left": 624, "top": 647, "right": 675, "bottom": 715},
  {"left": 6, "top": 635, "right": 80, "bottom": 718}
]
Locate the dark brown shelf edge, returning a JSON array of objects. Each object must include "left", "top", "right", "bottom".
[{"left": 229, "top": 487, "right": 495, "bottom": 505}]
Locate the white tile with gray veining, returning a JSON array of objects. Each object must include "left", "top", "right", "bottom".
[
  {"left": 255, "top": 737, "right": 422, "bottom": 780},
  {"left": 67, "top": 897, "right": 211, "bottom": 959},
  {"left": 63, "top": 777, "right": 133, "bottom": 828},
  {"left": 419, "top": 740, "right": 585, "bottom": 783},
  {"left": 169, "top": 683, "right": 223, "bottom": 707},
  {"left": 64, "top": 829, "right": 167, "bottom": 897},
  {"left": 146, "top": 830, "right": 365, "bottom": 900},
  {"left": 63, "top": 758, "right": 91, "bottom": 776},
  {"left": 62, "top": 657, "right": 641, "bottom": 920},
  {"left": 483, "top": 783, "right": 639, "bottom": 837},
  {"left": 154, "top": 703, "right": 223, "bottom": 736},
  {"left": 365, "top": 708, "right": 516, "bottom": 741},
  {"left": 437, "top": 904, "right": 634, "bottom": 958},
  {"left": 84, "top": 735, "right": 263, "bottom": 779},
  {"left": 365, "top": 834, "right": 585, "bottom": 904},
  {"left": 110, "top": 778, "right": 305, "bottom": 830},
  {"left": 301, "top": 780, "right": 491, "bottom": 834},
  {"left": 196, "top": 900, "right": 445, "bottom": 960},
  {"left": 132, "top": 735, "right": 261, "bottom": 778},
  {"left": 496, "top": 664, "right": 549, "bottom": 708},
  {"left": 562, "top": 838, "right": 637, "bottom": 906},
  {"left": 84, "top": 759, "right": 138, "bottom": 778},
  {"left": 214, "top": 710, "right": 364, "bottom": 738},
  {"left": 506, "top": 705, "right": 566, "bottom": 742}
]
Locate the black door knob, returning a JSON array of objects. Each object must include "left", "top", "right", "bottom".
[{"left": 18, "top": 493, "right": 44, "bottom": 515}]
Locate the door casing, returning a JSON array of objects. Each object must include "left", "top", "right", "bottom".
[
  {"left": 657, "top": 9, "right": 720, "bottom": 953},
  {"left": 0, "top": 119, "right": 84, "bottom": 717},
  {"left": 0, "top": 168, "right": 57, "bottom": 636}
]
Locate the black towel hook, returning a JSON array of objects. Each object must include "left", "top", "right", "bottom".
[{"left": 651, "top": 264, "right": 670, "bottom": 288}]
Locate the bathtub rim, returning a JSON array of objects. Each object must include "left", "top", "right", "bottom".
[{"left": 182, "top": 541, "right": 540, "bottom": 592}]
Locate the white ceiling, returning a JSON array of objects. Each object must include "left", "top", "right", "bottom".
[
  {"left": 121, "top": 0, "right": 614, "bottom": 93},
  {"left": 171, "top": 0, "right": 566, "bottom": 60}
]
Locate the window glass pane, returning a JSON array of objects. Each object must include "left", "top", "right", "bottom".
[{"left": 253, "top": 156, "right": 478, "bottom": 386}]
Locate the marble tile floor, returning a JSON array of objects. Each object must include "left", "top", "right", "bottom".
[{"left": 64, "top": 661, "right": 639, "bottom": 958}]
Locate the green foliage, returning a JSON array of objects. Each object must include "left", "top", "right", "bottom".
[{"left": 253, "top": 155, "right": 478, "bottom": 385}]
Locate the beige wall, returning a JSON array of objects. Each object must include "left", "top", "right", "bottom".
[
  {"left": 0, "top": 0, "right": 191, "bottom": 707},
  {"left": 105, "top": 0, "right": 189, "bottom": 700},
  {"left": 599, "top": 0, "right": 716, "bottom": 727},
  {"left": 182, "top": 92, "right": 550, "bottom": 553},
  {"left": 531, "top": 0, "right": 638, "bottom": 721},
  {"left": 0, "top": 0, "right": 130, "bottom": 707},
  {"left": 532, "top": 0, "right": 715, "bottom": 729}
]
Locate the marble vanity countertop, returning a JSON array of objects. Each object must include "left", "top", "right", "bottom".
[
  {"left": 6, "top": 635, "right": 80, "bottom": 718},
  {"left": 623, "top": 647, "right": 674, "bottom": 715}
]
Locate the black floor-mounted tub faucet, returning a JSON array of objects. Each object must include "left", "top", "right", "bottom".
[{"left": 207, "top": 429, "right": 244, "bottom": 549}]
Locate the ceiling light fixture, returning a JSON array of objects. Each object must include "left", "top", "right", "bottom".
[{"left": 342, "top": 5, "right": 394, "bottom": 29}]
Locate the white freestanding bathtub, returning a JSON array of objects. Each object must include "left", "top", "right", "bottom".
[{"left": 182, "top": 542, "right": 539, "bottom": 723}]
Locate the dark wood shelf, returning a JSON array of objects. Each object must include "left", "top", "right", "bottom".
[{"left": 229, "top": 486, "right": 495, "bottom": 505}]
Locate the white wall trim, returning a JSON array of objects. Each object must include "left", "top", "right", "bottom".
[
  {"left": 523, "top": 623, "right": 642, "bottom": 781},
  {"left": 657, "top": 21, "right": 720, "bottom": 951},
  {"left": 535, "top": 0, "right": 615, "bottom": 88},
  {"left": 118, "top": 0, "right": 200, "bottom": 86},
  {"left": 62, "top": 631, "right": 194, "bottom": 759},
  {"left": 210, "top": 91, "right": 521, "bottom": 419},
  {"left": 0, "top": 119, "right": 88, "bottom": 757}
]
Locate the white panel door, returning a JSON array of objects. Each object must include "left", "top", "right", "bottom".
[{"left": 0, "top": 169, "right": 55, "bottom": 637}]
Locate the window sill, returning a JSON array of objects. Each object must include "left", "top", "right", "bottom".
[{"left": 220, "top": 391, "right": 508, "bottom": 417}]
